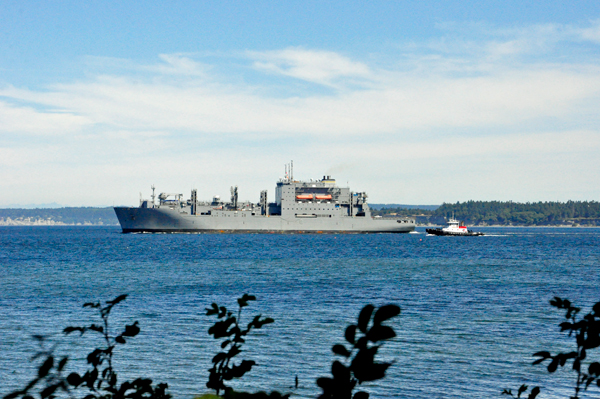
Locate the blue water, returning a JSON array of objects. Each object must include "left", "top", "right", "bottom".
[{"left": 1, "top": 226, "right": 600, "bottom": 398}]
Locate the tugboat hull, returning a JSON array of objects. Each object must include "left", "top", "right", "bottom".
[{"left": 426, "top": 228, "right": 484, "bottom": 236}]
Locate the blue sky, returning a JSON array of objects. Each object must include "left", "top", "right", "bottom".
[{"left": 1, "top": 1, "right": 600, "bottom": 206}]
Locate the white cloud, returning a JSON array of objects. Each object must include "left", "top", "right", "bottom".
[
  {"left": 0, "top": 99, "right": 90, "bottom": 135},
  {"left": 248, "top": 48, "right": 372, "bottom": 87},
  {"left": 1, "top": 22, "right": 600, "bottom": 205}
]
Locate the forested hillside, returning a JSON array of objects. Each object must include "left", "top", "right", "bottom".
[
  {"left": 373, "top": 201, "right": 600, "bottom": 226},
  {"left": 0, "top": 207, "right": 119, "bottom": 225}
]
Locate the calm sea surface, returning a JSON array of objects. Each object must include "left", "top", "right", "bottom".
[{"left": 1, "top": 226, "right": 600, "bottom": 398}]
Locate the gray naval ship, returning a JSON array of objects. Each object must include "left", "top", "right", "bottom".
[{"left": 114, "top": 170, "right": 415, "bottom": 234}]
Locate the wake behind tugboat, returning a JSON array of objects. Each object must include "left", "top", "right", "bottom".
[{"left": 426, "top": 218, "right": 484, "bottom": 236}]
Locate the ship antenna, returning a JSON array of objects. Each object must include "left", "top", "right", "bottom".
[
  {"left": 291, "top": 160, "right": 293, "bottom": 181},
  {"left": 151, "top": 185, "right": 156, "bottom": 206}
]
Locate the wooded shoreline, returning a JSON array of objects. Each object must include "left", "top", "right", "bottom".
[{"left": 1, "top": 200, "right": 599, "bottom": 227}]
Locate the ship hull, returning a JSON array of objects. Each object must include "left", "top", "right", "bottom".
[{"left": 114, "top": 207, "right": 415, "bottom": 234}]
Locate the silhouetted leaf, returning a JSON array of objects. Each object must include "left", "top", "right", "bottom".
[
  {"left": 40, "top": 384, "right": 58, "bottom": 398},
  {"left": 248, "top": 315, "right": 274, "bottom": 330},
  {"left": 589, "top": 362, "right": 600, "bottom": 376},
  {"left": 353, "top": 391, "right": 369, "bottom": 399},
  {"left": 63, "top": 326, "right": 86, "bottom": 335},
  {"left": 354, "top": 336, "right": 368, "bottom": 350},
  {"left": 331, "top": 360, "right": 350, "bottom": 380},
  {"left": 528, "top": 386, "right": 540, "bottom": 399},
  {"left": 373, "top": 305, "right": 400, "bottom": 325},
  {"left": 87, "top": 349, "right": 102, "bottom": 366},
  {"left": 316, "top": 377, "right": 334, "bottom": 390},
  {"left": 38, "top": 356, "right": 53, "bottom": 378},
  {"left": 238, "top": 294, "right": 256, "bottom": 308},
  {"left": 115, "top": 335, "right": 126, "bottom": 344},
  {"left": 209, "top": 318, "right": 236, "bottom": 339},
  {"left": 88, "top": 324, "right": 104, "bottom": 333},
  {"left": 533, "top": 351, "right": 551, "bottom": 358},
  {"left": 230, "top": 360, "right": 255, "bottom": 378},
  {"left": 122, "top": 321, "right": 140, "bottom": 337},
  {"left": 559, "top": 322, "right": 573, "bottom": 331},
  {"left": 353, "top": 362, "right": 390, "bottom": 383},
  {"left": 219, "top": 306, "right": 228, "bottom": 318},
  {"left": 532, "top": 351, "right": 551, "bottom": 365},
  {"left": 212, "top": 352, "right": 227, "bottom": 364},
  {"left": 57, "top": 356, "right": 68, "bottom": 371},
  {"left": 206, "top": 303, "right": 219, "bottom": 315},
  {"left": 367, "top": 325, "right": 396, "bottom": 342},
  {"left": 332, "top": 344, "right": 351, "bottom": 357},
  {"left": 345, "top": 325, "right": 357, "bottom": 345},
  {"left": 548, "top": 358, "right": 559, "bottom": 372},
  {"left": 228, "top": 345, "right": 241, "bottom": 358},
  {"left": 107, "top": 294, "right": 128, "bottom": 305},
  {"left": 357, "top": 305, "right": 375, "bottom": 333}
]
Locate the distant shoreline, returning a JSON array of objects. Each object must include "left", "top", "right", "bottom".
[
  {"left": 1, "top": 222, "right": 595, "bottom": 228},
  {"left": 0, "top": 220, "right": 119, "bottom": 227}
]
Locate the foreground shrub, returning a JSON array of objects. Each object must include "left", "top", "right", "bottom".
[
  {"left": 4, "top": 295, "right": 170, "bottom": 399},
  {"left": 505, "top": 297, "right": 600, "bottom": 399}
]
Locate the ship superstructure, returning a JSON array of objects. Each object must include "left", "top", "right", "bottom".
[{"left": 114, "top": 169, "right": 415, "bottom": 233}]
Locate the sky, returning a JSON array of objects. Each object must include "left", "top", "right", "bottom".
[{"left": 1, "top": 1, "right": 600, "bottom": 207}]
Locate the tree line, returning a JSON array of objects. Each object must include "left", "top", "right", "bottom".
[{"left": 372, "top": 201, "right": 600, "bottom": 226}]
